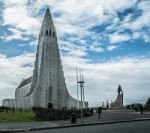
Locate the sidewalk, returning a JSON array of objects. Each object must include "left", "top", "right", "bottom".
[{"left": 0, "top": 110, "right": 150, "bottom": 132}]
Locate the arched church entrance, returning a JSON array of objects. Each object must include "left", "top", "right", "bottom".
[{"left": 48, "top": 102, "right": 53, "bottom": 109}]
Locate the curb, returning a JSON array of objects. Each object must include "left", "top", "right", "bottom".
[{"left": 1, "top": 118, "right": 150, "bottom": 132}]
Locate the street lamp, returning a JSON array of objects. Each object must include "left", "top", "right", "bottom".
[{"left": 78, "top": 77, "right": 84, "bottom": 124}]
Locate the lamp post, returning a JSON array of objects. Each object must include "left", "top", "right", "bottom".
[
  {"left": 78, "top": 78, "right": 84, "bottom": 124},
  {"left": 82, "top": 75, "right": 85, "bottom": 108}
]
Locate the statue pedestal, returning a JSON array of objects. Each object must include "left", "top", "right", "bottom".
[{"left": 110, "top": 94, "right": 125, "bottom": 109}]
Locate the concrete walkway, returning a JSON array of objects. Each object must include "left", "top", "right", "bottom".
[{"left": 0, "top": 110, "right": 150, "bottom": 132}]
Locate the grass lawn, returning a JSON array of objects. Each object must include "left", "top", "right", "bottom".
[{"left": 0, "top": 110, "right": 37, "bottom": 122}]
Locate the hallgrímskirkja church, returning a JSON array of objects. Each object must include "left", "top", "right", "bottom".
[{"left": 2, "top": 8, "right": 88, "bottom": 109}]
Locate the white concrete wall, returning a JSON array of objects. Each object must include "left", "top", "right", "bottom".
[
  {"left": 15, "top": 83, "right": 31, "bottom": 99},
  {"left": 68, "top": 94, "right": 88, "bottom": 109},
  {"left": 2, "top": 91, "right": 34, "bottom": 109}
]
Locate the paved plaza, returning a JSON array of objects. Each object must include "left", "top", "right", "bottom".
[{"left": 0, "top": 110, "right": 150, "bottom": 132}]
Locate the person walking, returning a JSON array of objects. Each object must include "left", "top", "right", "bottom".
[
  {"left": 98, "top": 107, "right": 102, "bottom": 119},
  {"left": 90, "top": 108, "right": 93, "bottom": 115},
  {"left": 140, "top": 105, "right": 143, "bottom": 114}
]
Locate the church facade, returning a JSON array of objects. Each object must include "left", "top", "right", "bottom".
[{"left": 2, "top": 8, "right": 88, "bottom": 109}]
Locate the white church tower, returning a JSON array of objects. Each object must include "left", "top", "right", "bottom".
[
  {"left": 31, "top": 7, "right": 67, "bottom": 108},
  {"left": 2, "top": 8, "right": 88, "bottom": 109}
]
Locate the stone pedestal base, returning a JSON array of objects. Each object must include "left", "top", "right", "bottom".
[{"left": 110, "top": 94, "right": 125, "bottom": 109}]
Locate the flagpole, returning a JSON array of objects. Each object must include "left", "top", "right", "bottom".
[
  {"left": 76, "top": 66, "right": 79, "bottom": 109},
  {"left": 82, "top": 74, "right": 85, "bottom": 108}
]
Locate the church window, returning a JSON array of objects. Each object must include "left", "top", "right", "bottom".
[
  {"left": 53, "top": 31, "right": 55, "bottom": 36},
  {"left": 49, "top": 29, "right": 52, "bottom": 36},
  {"left": 48, "top": 86, "right": 52, "bottom": 101},
  {"left": 45, "top": 30, "right": 48, "bottom": 35}
]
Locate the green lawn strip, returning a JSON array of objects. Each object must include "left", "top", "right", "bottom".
[{"left": 0, "top": 111, "right": 37, "bottom": 122}]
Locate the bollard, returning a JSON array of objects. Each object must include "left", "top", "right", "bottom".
[{"left": 71, "top": 114, "right": 77, "bottom": 124}]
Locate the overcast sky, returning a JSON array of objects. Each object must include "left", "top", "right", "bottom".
[{"left": 0, "top": 0, "right": 150, "bottom": 107}]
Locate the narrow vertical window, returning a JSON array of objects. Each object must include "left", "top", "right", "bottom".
[
  {"left": 45, "top": 30, "right": 48, "bottom": 35},
  {"left": 48, "top": 86, "right": 52, "bottom": 101},
  {"left": 53, "top": 31, "right": 55, "bottom": 36},
  {"left": 49, "top": 29, "right": 52, "bottom": 36}
]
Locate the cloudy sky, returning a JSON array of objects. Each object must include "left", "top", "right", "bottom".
[{"left": 0, "top": 0, "right": 150, "bottom": 107}]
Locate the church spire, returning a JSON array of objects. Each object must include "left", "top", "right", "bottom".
[
  {"left": 39, "top": 7, "right": 56, "bottom": 41},
  {"left": 41, "top": 7, "right": 55, "bottom": 28}
]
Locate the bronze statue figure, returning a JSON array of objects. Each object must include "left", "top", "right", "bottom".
[{"left": 118, "top": 85, "right": 123, "bottom": 94}]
